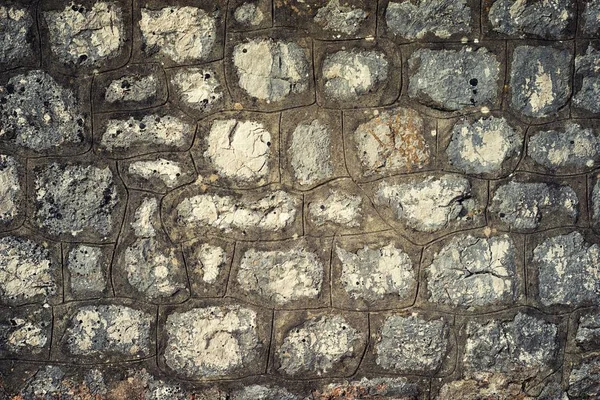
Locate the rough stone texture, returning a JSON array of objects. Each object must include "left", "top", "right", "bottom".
[
  {"left": 375, "top": 314, "right": 450, "bottom": 374},
  {"left": 171, "top": 67, "right": 224, "bottom": 113},
  {"left": 489, "top": 181, "right": 579, "bottom": 230},
  {"left": 386, "top": 0, "right": 472, "bottom": 40},
  {"left": 231, "top": 385, "right": 298, "bottom": 400},
  {"left": 408, "top": 47, "right": 501, "bottom": 111},
  {"left": 314, "top": 0, "right": 367, "bottom": 35},
  {"left": 510, "top": 45, "right": 572, "bottom": 118},
  {"left": 233, "top": 38, "right": 310, "bottom": 102},
  {"left": 43, "top": 2, "right": 124, "bottom": 67},
  {"left": 488, "top": 0, "right": 573, "bottom": 39},
  {"left": 307, "top": 190, "right": 362, "bottom": 228},
  {"left": 532, "top": 231, "right": 600, "bottom": 307},
  {"left": 528, "top": 123, "right": 600, "bottom": 170},
  {"left": 105, "top": 75, "right": 158, "bottom": 104},
  {"left": 568, "top": 357, "right": 600, "bottom": 399},
  {"left": 0, "top": 5, "right": 34, "bottom": 64},
  {"left": 446, "top": 116, "right": 521, "bottom": 175},
  {"left": 289, "top": 119, "right": 333, "bottom": 185},
  {"left": 314, "top": 377, "right": 423, "bottom": 399},
  {"left": 128, "top": 159, "right": 186, "bottom": 189},
  {"left": 66, "top": 245, "right": 108, "bottom": 299},
  {"left": 0, "top": 70, "right": 85, "bottom": 152},
  {"left": 426, "top": 234, "right": 518, "bottom": 308},
  {"left": 582, "top": 0, "right": 600, "bottom": 35},
  {"left": 0, "top": 305, "right": 51, "bottom": 358},
  {"left": 234, "top": 3, "right": 264, "bottom": 27},
  {"left": 0, "top": 154, "right": 21, "bottom": 226},
  {"left": 573, "top": 45, "right": 600, "bottom": 114},
  {"left": 575, "top": 312, "right": 600, "bottom": 352}
]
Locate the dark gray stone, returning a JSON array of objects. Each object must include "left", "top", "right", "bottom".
[
  {"left": 568, "top": 357, "right": 600, "bottom": 399},
  {"left": 582, "top": 0, "right": 600, "bottom": 36},
  {"left": 0, "top": 305, "right": 52, "bottom": 358},
  {"left": 510, "top": 45, "right": 572, "bottom": 118},
  {"left": 573, "top": 46, "right": 600, "bottom": 114},
  {"left": 575, "top": 312, "right": 600, "bottom": 352},
  {"left": 408, "top": 47, "right": 500, "bottom": 111},
  {"left": 66, "top": 245, "right": 108, "bottom": 298},
  {"left": 314, "top": 0, "right": 367, "bottom": 35},
  {"left": 489, "top": 0, "right": 573, "bottom": 39},
  {"left": 0, "top": 5, "right": 34, "bottom": 64},
  {"left": 0, "top": 154, "right": 21, "bottom": 226},
  {"left": 231, "top": 385, "right": 298, "bottom": 400}
]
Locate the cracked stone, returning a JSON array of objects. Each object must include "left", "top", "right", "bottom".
[
  {"left": 569, "top": 357, "right": 600, "bottom": 399},
  {"left": 171, "top": 67, "right": 223, "bottom": 113},
  {"left": 234, "top": 3, "right": 264, "bottom": 26},
  {"left": 375, "top": 314, "right": 450, "bottom": 374},
  {"left": 336, "top": 243, "right": 415, "bottom": 302},
  {"left": 204, "top": 119, "right": 271, "bottom": 183},
  {"left": 583, "top": 0, "right": 600, "bottom": 35},
  {"left": 354, "top": 107, "right": 431, "bottom": 175},
  {"left": 289, "top": 119, "right": 333, "bottom": 186},
  {"left": 375, "top": 175, "right": 476, "bottom": 233},
  {"left": 489, "top": 0, "right": 573, "bottom": 39},
  {"left": 0, "top": 5, "right": 34, "bottom": 64},
  {"left": 64, "top": 304, "right": 153, "bottom": 358},
  {"left": 0, "top": 70, "right": 85, "bottom": 152},
  {"left": 447, "top": 116, "right": 521, "bottom": 175},
  {"left": 33, "top": 163, "right": 120, "bottom": 239},
  {"left": 510, "top": 45, "right": 572, "bottom": 118},
  {"left": 105, "top": 75, "right": 158, "bottom": 104},
  {"left": 164, "top": 305, "right": 262, "bottom": 378},
  {"left": 276, "top": 315, "right": 361, "bottom": 376},
  {"left": 322, "top": 50, "right": 388, "bottom": 101},
  {"left": 236, "top": 242, "right": 323, "bottom": 305},
  {"left": 308, "top": 191, "right": 362, "bottom": 228},
  {"left": 140, "top": 6, "right": 216, "bottom": 64},
  {"left": 573, "top": 45, "right": 600, "bottom": 114},
  {"left": 233, "top": 38, "right": 310, "bottom": 102},
  {"left": 66, "top": 245, "right": 107, "bottom": 298},
  {"left": 464, "top": 313, "right": 558, "bottom": 378},
  {"left": 314, "top": 0, "right": 367, "bottom": 35},
  {"left": 528, "top": 123, "right": 600, "bottom": 170},
  {"left": 44, "top": 2, "right": 124, "bottom": 66},
  {"left": 0, "top": 155, "right": 20, "bottom": 225},
  {"left": 575, "top": 312, "right": 600, "bottom": 352},
  {"left": 426, "top": 234, "right": 518, "bottom": 308},
  {"left": 490, "top": 181, "right": 578, "bottom": 230},
  {"left": 0, "top": 236, "right": 58, "bottom": 306},
  {"left": 533, "top": 231, "right": 600, "bottom": 307},
  {"left": 386, "top": 0, "right": 471, "bottom": 40},
  {"left": 408, "top": 47, "right": 500, "bottom": 111},
  {"left": 0, "top": 305, "right": 51, "bottom": 357}
]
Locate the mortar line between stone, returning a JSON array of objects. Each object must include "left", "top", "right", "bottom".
[{"left": 265, "top": 308, "right": 275, "bottom": 374}]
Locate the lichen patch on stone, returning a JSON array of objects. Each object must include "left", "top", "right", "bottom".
[
  {"left": 489, "top": 0, "right": 573, "bottom": 39},
  {"left": 528, "top": 123, "right": 600, "bottom": 169},
  {"left": 314, "top": 0, "right": 367, "bottom": 35},
  {"left": 386, "top": 0, "right": 471, "bottom": 39},
  {"left": 308, "top": 191, "right": 362, "bottom": 228},
  {"left": 67, "top": 245, "right": 106, "bottom": 297}
]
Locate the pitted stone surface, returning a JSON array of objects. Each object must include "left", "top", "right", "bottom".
[
  {"left": 375, "top": 314, "right": 450, "bottom": 373},
  {"left": 528, "top": 123, "right": 600, "bottom": 169},
  {"left": 204, "top": 119, "right": 271, "bottom": 183},
  {"left": 105, "top": 75, "right": 158, "bottom": 104},
  {"left": 233, "top": 39, "right": 310, "bottom": 102},
  {"left": 0, "top": 155, "right": 20, "bottom": 224},
  {"left": 0, "top": 306, "right": 51, "bottom": 357},
  {"left": 64, "top": 304, "right": 153, "bottom": 357},
  {"left": 575, "top": 313, "right": 600, "bottom": 351},
  {"left": 336, "top": 243, "right": 415, "bottom": 302},
  {"left": 533, "top": 232, "right": 600, "bottom": 307},
  {"left": 0, "top": 70, "right": 84, "bottom": 152},
  {"left": 140, "top": 6, "right": 216, "bottom": 64},
  {"left": 237, "top": 244, "right": 323, "bottom": 305},
  {"left": 375, "top": 175, "right": 476, "bottom": 232},
  {"left": 277, "top": 315, "right": 361, "bottom": 375},
  {"left": 426, "top": 235, "right": 518, "bottom": 308},
  {"left": 66, "top": 245, "right": 107, "bottom": 298},
  {"left": 307, "top": 191, "right": 362, "bottom": 228},
  {"left": 171, "top": 68, "right": 223, "bottom": 113},
  {"left": 128, "top": 158, "right": 186, "bottom": 189},
  {"left": 447, "top": 117, "right": 520, "bottom": 175},
  {"left": 322, "top": 50, "right": 388, "bottom": 101},
  {"left": 44, "top": 2, "right": 124, "bottom": 66},
  {"left": 488, "top": 0, "right": 573, "bottom": 39},
  {"left": 510, "top": 45, "right": 572, "bottom": 118},
  {"left": 0, "top": 5, "right": 34, "bottom": 64},
  {"left": 354, "top": 107, "right": 430, "bottom": 175},
  {"left": 234, "top": 3, "right": 264, "bottom": 27},
  {"left": 164, "top": 305, "right": 261, "bottom": 378},
  {"left": 315, "top": 377, "right": 422, "bottom": 399},
  {"left": 0, "top": 236, "right": 57, "bottom": 306},
  {"left": 464, "top": 313, "right": 558, "bottom": 376},
  {"left": 314, "top": 0, "right": 367, "bottom": 35},
  {"left": 386, "top": 0, "right": 471, "bottom": 40},
  {"left": 583, "top": 0, "right": 600, "bottom": 35},
  {"left": 289, "top": 119, "right": 333, "bottom": 185},
  {"left": 569, "top": 357, "right": 600, "bottom": 399},
  {"left": 33, "top": 163, "right": 119, "bottom": 238},
  {"left": 573, "top": 46, "right": 600, "bottom": 114},
  {"left": 490, "top": 181, "right": 578, "bottom": 230},
  {"left": 408, "top": 47, "right": 500, "bottom": 111}
]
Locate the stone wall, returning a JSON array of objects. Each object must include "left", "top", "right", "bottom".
[{"left": 0, "top": 0, "right": 599, "bottom": 399}]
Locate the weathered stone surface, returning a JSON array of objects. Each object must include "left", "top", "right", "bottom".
[
  {"left": 65, "top": 244, "right": 110, "bottom": 299},
  {"left": 573, "top": 45, "right": 600, "bottom": 114},
  {"left": 532, "top": 231, "right": 600, "bottom": 308},
  {"left": 139, "top": 6, "right": 218, "bottom": 64},
  {"left": 289, "top": 119, "right": 334, "bottom": 186},
  {"left": 488, "top": 0, "right": 574, "bottom": 39},
  {"left": 233, "top": 3, "right": 265, "bottom": 27},
  {"left": 385, "top": 0, "right": 472, "bottom": 40},
  {"left": 574, "top": 312, "right": 600, "bottom": 352},
  {"left": 510, "top": 45, "right": 572, "bottom": 118},
  {"left": 170, "top": 66, "right": 225, "bottom": 115},
  {"left": 489, "top": 180, "right": 579, "bottom": 230},
  {"left": 275, "top": 314, "right": 364, "bottom": 376},
  {"left": 0, "top": 155, "right": 21, "bottom": 227},
  {"left": 0, "top": 70, "right": 86, "bottom": 153},
  {"left": 314, "top": 377, "right": 423, "bottom": 400},
  {"left": 593, "top": 178, "right": 600, "bottom": 230},
  {"left": 0, "top": 5, "right": 34, "bottom": 65},
  {"left": 446, "top": 116, "right": 521, "bottom": 175},
  {"left": 408, "top": 47, "right": 501, "bottom": 111},
  {"left": 568, "top": 357, "right": 600, "bottom": 399},
  {"left": 374, "top": 313, "right": 450, "bottom": 374},
  {"left": 308, "top": 190, "right": 362, "bottom": 228},
  {"left": 43, "top": 2, "right": 125, "bottom": 67},
  {"left": 0, "top": 235, "right": 60, "bottom": 306},
  {"left": 183, "top": 238, "right": 233, "bottom": 297},
  {"left": 231, "top": 385, "right": 298, "bottom": 400},
  {"left": 163, "top": 304, "right": 267, "bottom": 379},
  {"left": 314, "top": 0, "right": 367, "bottom": 35},
  {"left": 463, "top": 312, "right": 559, "bottom": 378},
  {"left": 0, "top": 305, "right": 51, "bottom": 359},
  {"left": 31, "top": 162, "right": 122, "bottom": 240},
  {"left": 527, "top": 123, "right": 600, "bottom": 170},
  {"left": 105, "top": 75, "right": 158, "bottom": 104},
  {"left": 425, "top": 234, "right": 518, "bottom": 309},
  {"left": 582, "top": 0, "right": 600, "bottom": 36},
  {"left": 121, "top": 154, "right": 196, "bottom": 193},
  {"left": 60, "top": 303, "right": 154, "bottom": 360}
]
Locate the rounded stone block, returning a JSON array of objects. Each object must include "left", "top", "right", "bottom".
[
  {"left": 182, "top": 237, "right": 234, "bottom": 298},
  {"left": 573, "top": 41, "right": 600, "bottom": 117},
  {"left": 63, "top": 242, "right": 113, "bottom": 301},
  {"left": 0, "top": 305, "right": 52, "bottom": 361},
  {"left": 0, "top": 2, "right": 38, "bottom": 71},
  {"left": 228, "top": 0, "right": 272, "bottom": 32}
]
